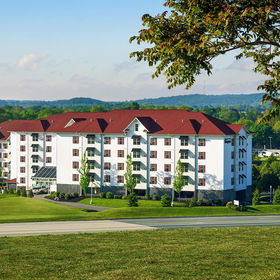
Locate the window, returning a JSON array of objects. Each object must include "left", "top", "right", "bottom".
[
  {"left": 231, "top": 165, "right": 235, "bottom": 172},
  {"left": 133, "top": 136, "right": 141, "bottom": 145},
  {"left": 73, "top": 174, "right": 79, "bottom": 182},
  {"left": 231, "top": 151, "right": 235, "bottom": 159},
  {"left": 198, "top": 139, "right": 206, "bottom": 146},
  {"left": 117, "top": 150, "right": 124, "bottom": 157},
  {"left": 198, "top": 178, "right": 206, "bottom": 186},
  {"left": 164, "top": 164, "right": 171, "bottom": 172},
  {"left": 32, "top": 156, "right": 39, "bottom": 163},
  {"left": 20, "top": 177, "right": 26, "bottom": 184},
  {"left": 135, "top": 123, "right": 139, "bottom": 131},
  {"left": 73, "top": 162, "right": 79, "bottom": 169},
  {"left": 180, "top": 151, "right": 188, "bottom": 159},
  {"left": 73, "top": 136, "right": 79, "bottom": 144},
  {"left": 46, "top": 135, "right": 52, "bottom": 142},
  {"left": 87, "top": 149, "right": 95, "bottom": 157},
  {"left": 164, "top": 138, "right": 171, "bottom": 146},
  {"left": 0, "top": 144, "right": 1, "bottom": 149},
  {"left": 89, "top": 174, "right": 95, "bottom": 182},
  {"left": 164, "top": 151, "right": 171, "bottom": 159},
  {"left": 182, "top": 163, "right": 188, "bottom": 172},
  {"left": 3, "top": 172, "right": 8, "bottom": 177},
  {"left": 32, "top": 166, "right": 39, "bottom": 173},
  {"left": 164, "top": 177, "right": 171, "bottom": 185},
  {"left": 150, "top": 164, "right": 157, "bottom": 171},
  {"left": 198, "top": 152, "right": 206, "bottom": 160},
  {"left": 3, "top": 162, "right": 8, "bottom": 168},
  {"left": 117, "top": 163, "right": 124, "bottom": 170},
  {"left": 150, "top": 138, "right": 157, "bottom": 145},
  {"left": 20, "top": 145, "right": 26, "bottom": 152},
  {"left": 231, "top": 177, "right": 235, "bottom": 185},
  {"left": 32, "top": 145, "right": 39, "bottom": 152},
  {"left": 20, "top": 167, "right": 26, "bottom": 173},
  {"left": 73, "top": 149, "right": 79, "bottom": 156},
  {"left": 133, "top": 162, "right": 141, "bottom": 171},
  {"left": 3, "top": 153, "right": 7, "bottom": 158},
  {"left": 32, "top": 134, "right": 39, "bottom": 141},
  {"left": 87, "top": 136, "right": 95, "bottom": 144},
  {"left": 117, "top": 176, "right": 124, "bottom": 183},
  {"left": 183, "top": 176, "right": 188, "bottom": 185},
  {"left": 133, "top": 174, "right": 141, "bottom": 184},
  {"left": 150, "top": 177, "right": 157, "bottom": 184},
  {"left": 3, "top": 143, "right": 7, "bottom": 149},
  {"left": 20, "top": 135, "right": 26, "bottom": 141},
  {"left": 104, "top": 162, "right": 111, "bottom": 170},
  {"left": 104, "top": 150, "right": 111, "bottom": 157},
  {"left": 46, "top": 146, "right": 52, "bottom": 152},
  {"left": 0, "top": 153, "right": 2, "bottom": 158},
  {"left": 198, "top": 165, "right": 206, "bottom": 173},
  {"left": 232, "top": 138, "right": 235, "bottom": 146},
  {"left": 118, "top": 137, "right": 124, "bottom": 145},
  {"left": 104, "top": 175, "right": 110, "bottom": 183},
  {"left": 132, "top": 149, "right": 141, "bottom": 158},
  {"left": 180, "top": 136, "right": 188, "bottom": 146},
  {"left": 46, "top": 157, "right": 52, "bottom": 163},
  {"left": 104, "top": 137, "right": 111, "bottom": 144},
  {"left": 150, "top": 151, "right": 157, "bottom": 158},
  {"left": 88, "top": 161, "right": 95, "bottom": 169},
  {"left": 20, "top": 156, "right": 25, "bottom": 163}
]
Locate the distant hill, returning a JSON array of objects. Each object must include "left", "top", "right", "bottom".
[{"left": 0, "top": 93, "right": 263, "bottom": 108}]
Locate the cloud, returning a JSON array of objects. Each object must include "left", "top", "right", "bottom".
[
  {"left": 114, "top": 60, "right": 139, "bottom": 72},
  {"left": 16, "top": 53, "right": 47, "bottom": 71},
  {"left": 226, "top": 58, "right": 256, "bottom": 71}
]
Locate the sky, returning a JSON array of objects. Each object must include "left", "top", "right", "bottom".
[{"left": 0, "top": 0, "right": 265, "bottom": 101}]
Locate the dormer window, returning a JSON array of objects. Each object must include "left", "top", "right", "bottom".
[{"left": 135, "top": 123, "right": 139, "bottom": 131}]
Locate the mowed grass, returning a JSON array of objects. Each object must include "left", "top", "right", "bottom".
[
  {"left": 2, "top": 196, "right": 280, "bottom": 223},
  {"left": 79, "top": 197, "right": 184, "bottom": 207},
  {"left": 1, "top": 227, "right": 280, "bottom": 280}
]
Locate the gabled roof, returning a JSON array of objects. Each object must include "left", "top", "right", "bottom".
[{"left": 0, "top": 109, "right": 245, "bottom": 139}]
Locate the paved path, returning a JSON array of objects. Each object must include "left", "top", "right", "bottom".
[
  {"left": 34, "top": 195, "right": 111, "bottom": 212},
  {"left": 1, "top": 215, "right": 280, "bottom": 237},
  {"left": 117, "top": 215, "right": 280, "bottom": 229}
]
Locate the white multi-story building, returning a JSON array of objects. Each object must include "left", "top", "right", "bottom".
[{"left": 0, "top": 110, "right": 252, "bottom": 202}]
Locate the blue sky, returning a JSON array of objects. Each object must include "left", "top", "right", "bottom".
[{"left": 0, "top": 0, "right": 264, "bottom": 101}]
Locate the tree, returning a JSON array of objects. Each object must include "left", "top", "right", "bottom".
[
  {"left": 273, "top": 187, "right": 280, "bottom": 204},
  {"left": 173, "top": 160, "right": 185, "bottom": 200},
  {"left": 78, "top": 152, "right": 90, "bottom": 197},
  {"left": 252, "top": 188, "right": 261, "bottom": 205},
  {"left": 124, "top": 154, "right": 136, "bottom": 195},
  {"left": 130, "top": 1, "right": 280, "bottom": 121}
]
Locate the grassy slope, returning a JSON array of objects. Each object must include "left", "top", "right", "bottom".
[{"left": 1, "top": 227, "right": 280, "bottom": 280}]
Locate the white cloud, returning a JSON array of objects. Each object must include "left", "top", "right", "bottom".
[
  {"left": 226, "top": 58, "right": 256, "bottom": 71},
  {"left": 16, "top": 53, "right": 47, "bottom": 71}
]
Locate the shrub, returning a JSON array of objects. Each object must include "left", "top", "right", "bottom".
[
  {"left": 72, "top": 192, "right": 79, "bottom": 198},
  {"left": 197, "top": 199, "right": 204, "bottom": 206},
  {"left": 161, "top": 194, "right": 171, "bottom": 207},
  {"left": 65, "top": 193, "right": 71, "bottom": 200},
  {"left": 20, "top": 189, "right": 27, "bottom": 197},
  {"left": 127, "top": 192, "right": 138, "bottom": 207},
  {"left": 122, "top": 195, "right": 127, "bottom": 200},
  {"left": 50, "top": 192, "right": 56, "bottom": 199},
  {"left": 205, "top": 199, "right": 213, "bottom": 206},
  {"left": 145, "top": 194, "right": 151, "bottom": 200},
  {"left": 226, "top": 201, "right": 233, "bottom": 208},
  {"left": 114, "top": 195, "right": 121, "bottom": 199},
  {"left": 16, "top": 189, "right": 21, "bottom": 196},
  {"left": 100, "top": 192, "right": 106, "bottom": 198},
  {"left": 189, "top": 196, "right": 196, "bottom": 207},
  {"left": 56, "top": 192, "right": 61, "bottom": 199},
  {"left": 152, "top": 194, "right": 160, "bottom": 201},
  {"left": 273, "top": 188, "right": 280, "bottom": 204},
  {"left": 59, "top": 192, "right": 65, "bottom": 200},
  {"left": 252, "top": 189, "right": 261, "bottom": 205},
  {"left": 106, "top": 192, "right": 113, "bottom": 199},
  {"left": 27, "top": 190, "right": 34, "bottom": 198},
  {"left": 8, "top": 189, "right": 16, "bottom": 195},
  {"left": 184, "top": 200, "right": 190, "bottom": 207},
  {"left": 215, "top": 199, "right": 223, "bottom": 206}
]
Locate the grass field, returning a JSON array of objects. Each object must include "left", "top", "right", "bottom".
[
  {"left": 1, "top": 227, "right": 280, "bottom": 280},
  {"left": 2, "top": 196, "right": 280, "bottom": 223}
]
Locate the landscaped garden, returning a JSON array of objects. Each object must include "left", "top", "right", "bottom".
[{"left": 1, "top": 226, "right": 280, "bottom": 280}]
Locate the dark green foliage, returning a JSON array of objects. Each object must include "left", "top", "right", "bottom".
[
  {"left": 189, "top": 197, "right": 196, "bottom": 207},
  {"left": 152, "top": 194, "right": 160, "bottom": 201},
  {"left": 99, "top": 192, "right": 106, "bottom": 198},
  {"left": 27, "top": 190, "right": 34, "bottom": 198},
  {"left": 161, "top": 194, "right": 171, "bottom": 207},
  {"left": 106, "top": 192, "right": 113, "bottom": 199},
  {"left": 196, "top": 199, "right": 204, "bottom": 206},
  {"left": 20, "top": 189, "right": 27, "bottom": 197},
  {"left": 122, "top": 195, "right": 127, "bottom": 200},
  {"left": 252, "top": 189, "right": 261, "bottom": 205},
  {"left": 127, "top": 192, "right": 138, "bottom": 207},
  {"left": 145, "top": 194, "right": 151, "bottom": 200},
  {"left": 16, "top": 189, "right": 21, "bottom": 196},
  {"left": 273, "top": 188, "right": 280, "bottom": 205},
  {"left": 65, "top": 194, "right": 71, "bottom": 201},
  {"left": 114, "top": 195, "right": 121, "bottom": 199},
  {"left": 59, "top": 192, "right": 65, "bottom": 200},
  {"left": 72, "top": 192, "right": 79, "bottom": 198}
]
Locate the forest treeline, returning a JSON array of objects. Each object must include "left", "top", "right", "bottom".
[{"left": 0, "top": 102, "right": 279, "bottom": 149}]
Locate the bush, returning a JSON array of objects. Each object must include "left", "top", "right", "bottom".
[
  {"left": 127, "top": 192, "right": 138, "bottom": 207},
  {"left": 8, "top": 189, "right": 16, "bottom": 195},
  {"left": 106, "top": 192, "right": 113, "bottom": 199},
  {"left": 100, "top": 192, "right": 106, "bottom": 198},
  {"left": 59, "top": 192, "right": 65, "bottom": 200},
  {"left": 152, "top": 194, "right": 160, "bottom": 201},
  {"left": 189, "top": 196, "right": 196, "bottom": 207},
  {"left": 161, "top": 194, "right": 171, "bottom": 207},
  {"left": 215, "top": 199, "right": 223, "bottom": 206},
  {"left": 145, "top": 194, "right": 151, "bottom": 200},
  {"left": 20, "top": 189, "right": 27, "bottom": 197},
  {"left": 27, "top": 190, "right": 34, "bottom": 198},
  {"left": 114, "top": 195, "right": 121, "bottom": 199},
  {"left": 273, "top": 188, "right": 280, "bottom": 205},
  {"left": 197, "top": 199, "right": 204, "bottom": 206},
  {"left": 16, "top": 189, "right": 21, "bottom": 196},
  {"left": 65, "top": 193, "right": 72, "bottom": 200},
  {"left": 184, "top": 200, "right": 190, "bottom": 207},
  {"left": 252, "top": 189, "right": 261, "bottom": 205},
  {"left": 122, "top": 195, "right": 127, "bottom": 200},
  {"left": 72, "top": 192, "right": 79, "bottom": 198},
  {"left": 49, "top": 192, "right": 56, "bottom": 199},
  {"left": 226, "top": 201, "right": 233, "bottom": 208},
  {"left": 205, "top": 199, "right": 213, "bottom": 206}
]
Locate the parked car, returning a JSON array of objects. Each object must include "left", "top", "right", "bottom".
[{"left": 32, "top": 186, "right": 48, "bottom": 194}]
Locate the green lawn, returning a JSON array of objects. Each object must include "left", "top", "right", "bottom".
[
  {"left": 1, "top": 227, "right": 280, "bottom": 280},
  {"left": 2, "top": 196, "right": 280, "bottom": 223},
  {"left": 79, "top": 197, "right": 184, "bottom": 207}
]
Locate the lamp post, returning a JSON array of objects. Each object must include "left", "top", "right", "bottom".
[
  {"left": 269, "top": 136, "right": 272, "bottom": 149},
  {"left": 89, "top": 182, "right": 94, "bottom": 205},
  {"left": 270, "top": 185, "right": 272, "bottom": 204}
]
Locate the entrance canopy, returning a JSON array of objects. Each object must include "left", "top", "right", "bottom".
[{"left": 32, "top": 167, "right": 56, "bottom": 180}]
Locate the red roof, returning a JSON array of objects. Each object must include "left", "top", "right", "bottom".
[{"left": 0, "top": 110, "right": 243, "bottom": 139}]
